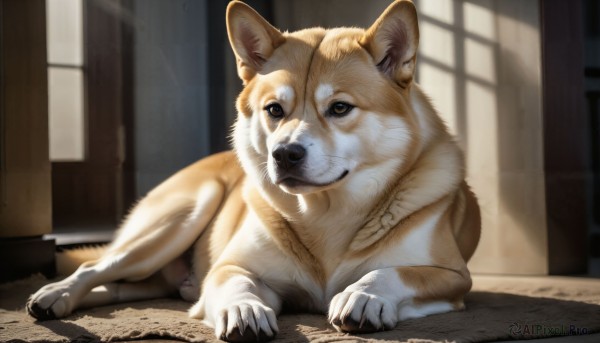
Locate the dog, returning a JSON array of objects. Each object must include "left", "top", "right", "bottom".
[{"left": 27, "top": 1, "right": 480, "bottom": 341}]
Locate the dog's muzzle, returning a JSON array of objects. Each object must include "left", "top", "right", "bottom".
[
  {"left": 272, "top": 143, "right": 306, "bottom": 172},
  {"left": 271, "top": 143, "right": 349, "bottom": 191}
]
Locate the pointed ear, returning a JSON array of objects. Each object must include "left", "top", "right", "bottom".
[
  {"left": 226, "top": 1, "right": 285, "bottom": 83},
  {"left": 360, "top": 0, "right": 419, "bottom": 88}
]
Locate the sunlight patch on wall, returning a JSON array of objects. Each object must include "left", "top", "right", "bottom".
[
  {"left": 466, "top": 80, "right": 498, "bottom": 174},
  {"left": 418, "top": 0, "right": 454, "bottom": 25},
  {"left": 465, "top": 38, "right": 497, "bottom": 84},
  {"left": 420, "top": 21, "right": 455, "bottom": 68},
  {"left": 418, "top": 64, "right": 457, "bottom": 134},
  {"left": 463, "top": 1, "right": 495, "bottom": 41}
]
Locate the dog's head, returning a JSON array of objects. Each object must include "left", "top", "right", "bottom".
[{"left": 228, "top": 1, "right": 420, "bottom": 196}]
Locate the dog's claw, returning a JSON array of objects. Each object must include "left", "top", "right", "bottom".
[
  {"left": 329, "top": 291, "right": 397, "bottom": 334},
  {"left": 26, "top": 300, "right": 58, "bottom": 321},
  {"left": 215, "top": 301, "right": 278, "bottom": 342},
  {"left": 331, "top": 316, "right": 386, "bottom": 334}
]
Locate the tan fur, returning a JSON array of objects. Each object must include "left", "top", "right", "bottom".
[
  {"left": 56, "top": 246, "right": 107, "bottom": 276},
  {"left": 28, "top": 1, "right": 480, "bottom": 341},
  {"left": 397, "top": 265, "right": 471, "bottom": 305}
]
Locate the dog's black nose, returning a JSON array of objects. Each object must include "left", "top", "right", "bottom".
[{"left": 272, "top": 144, "right": 306, "bottom": 170}]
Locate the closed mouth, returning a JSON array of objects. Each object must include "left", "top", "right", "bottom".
[{"left": 277, "top": 170, "right": 349, "bottom": 189}]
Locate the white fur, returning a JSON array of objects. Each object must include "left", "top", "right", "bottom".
[
  {"left": 315, "top": 83, "right": 334, "bottom": 103},
  {"left": 196, "top": 273, "right": 280, "bottom": 339},
  {"left": 223, "top": 210, "right": 323, "bottom": 300},
  {"left": 328, "top": 269, "right": 414, "bottom": 331},
  {"left": 398, "top": 301, "right": 455, "bottom": 320},
  {"left": 275, "top": 85, "right": 295, "bottom": 103}
]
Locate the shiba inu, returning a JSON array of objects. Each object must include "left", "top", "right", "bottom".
[{"left": 27, "top": 0, "right": 481, "bottom": 341}]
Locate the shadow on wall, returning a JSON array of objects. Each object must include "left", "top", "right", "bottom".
[{"left": 413, "top": 0, "right": 547, "bottom": 274}]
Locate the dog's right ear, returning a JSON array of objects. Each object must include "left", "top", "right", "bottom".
[{"left": 227, "top": 1, "right": 285, "bottom": 83}]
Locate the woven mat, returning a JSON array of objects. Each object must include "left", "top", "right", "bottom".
[{"left": 1, "top": 274, "right": 599, "bottom": 342}]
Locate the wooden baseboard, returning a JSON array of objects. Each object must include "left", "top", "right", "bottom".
[{"left": 0, "top": 237, "right": 56, "bottom": 282}]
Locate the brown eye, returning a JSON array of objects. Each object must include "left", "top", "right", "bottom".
[
  {"left": 265, "top": 103, "right": 285, "bottom": 119},
  {"left": 328, "top": 102, "right": 354, "bottom": 117}
]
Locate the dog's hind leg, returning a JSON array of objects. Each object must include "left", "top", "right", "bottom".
[{"left": 27, "top": 180, "right": 225, "bottom": 320}]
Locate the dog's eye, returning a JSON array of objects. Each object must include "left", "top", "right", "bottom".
[
  {"left": 265, "top": 103, "right": 285, "bottom": 119},
  {"left": 328, "top": 102, "right": 354, "bottom": 117}
]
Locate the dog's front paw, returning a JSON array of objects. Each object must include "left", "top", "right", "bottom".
[
  {"left": 215, "top": 300, "right": 278, "bottom": 342},
  {"left": 328, "top": 291, "right": 398, "bottom": 333},
  {"left": 26, "top": 282, "right": 77, "bottom": 320}
]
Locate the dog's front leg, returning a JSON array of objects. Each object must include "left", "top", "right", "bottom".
[
  {"left": 191, "top": 264, "right": 282, "bottom": 342},
  {"left": 328, "top": 266, "right": 471, "bottom": 333}
]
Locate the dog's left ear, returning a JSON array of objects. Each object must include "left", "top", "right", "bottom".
[
  {"left": 360, "top": 0, "right": 419, "bottom": 88},
  {"left": 227, "top": 1, "right": 285, "bottom": 83}
]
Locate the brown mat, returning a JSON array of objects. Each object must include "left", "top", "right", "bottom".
[{"left": 1, "top": 275, "right": 599, "bottom": 342}]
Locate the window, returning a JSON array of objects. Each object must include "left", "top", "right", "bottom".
[{"left": 47, "top": 0, "right": 86, "bottom": 161}]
